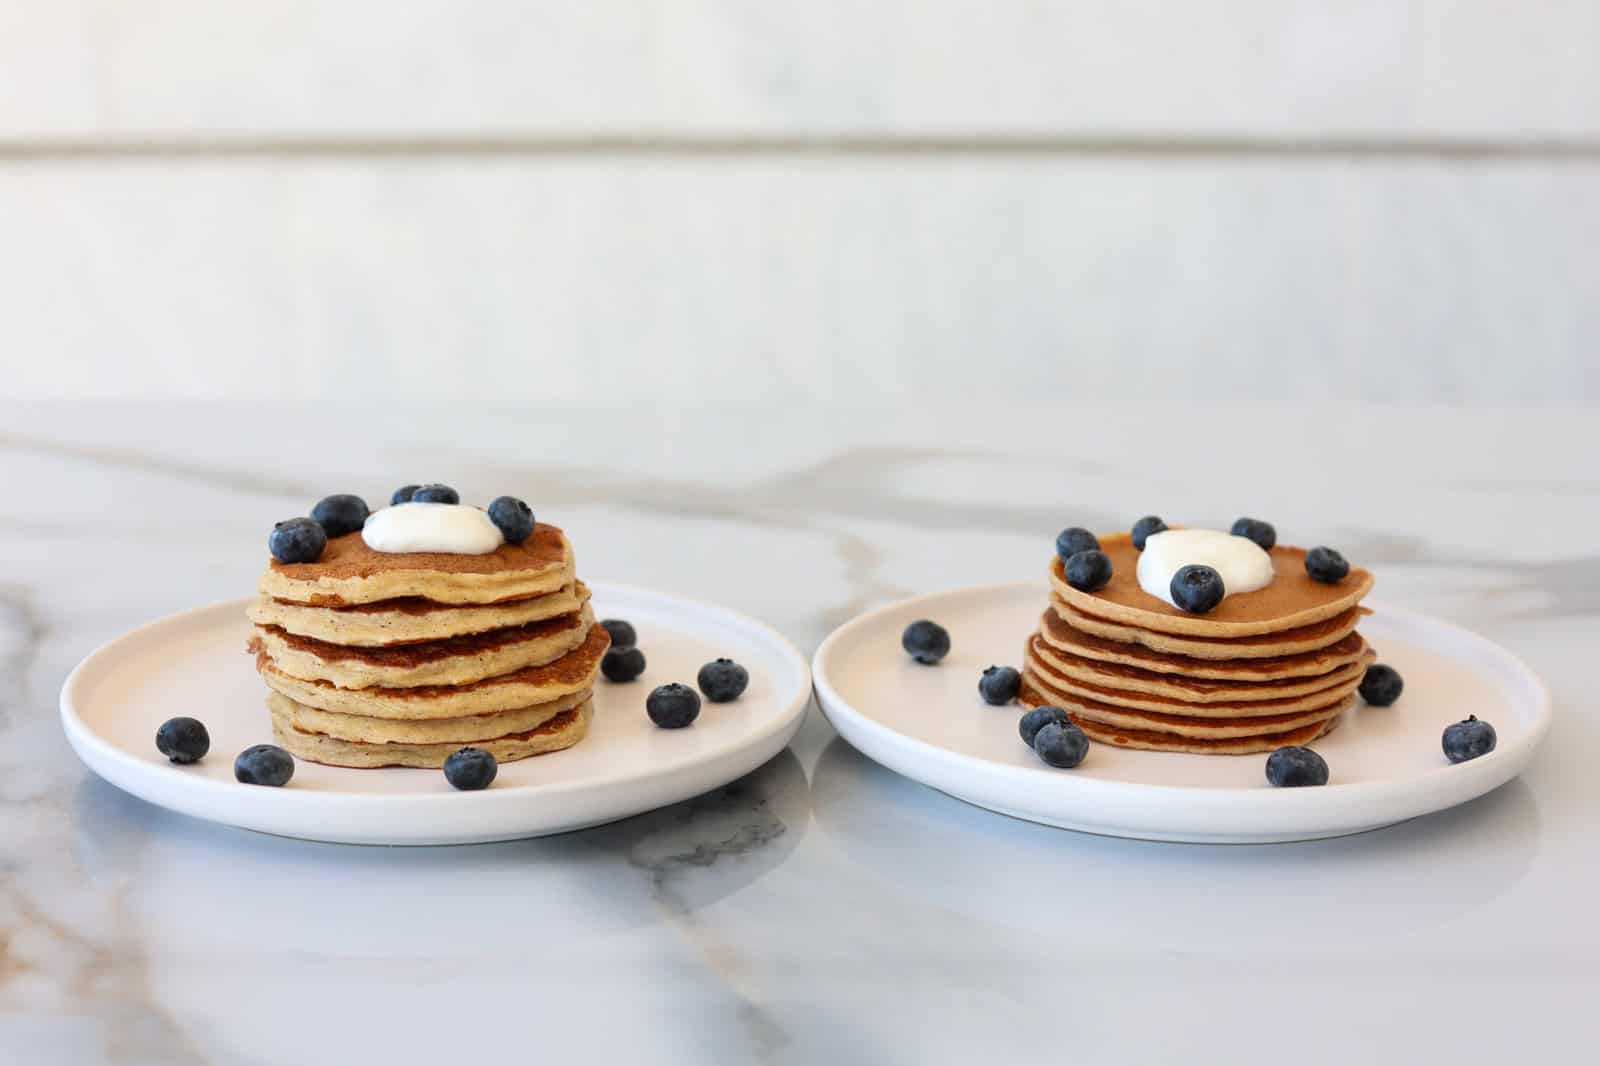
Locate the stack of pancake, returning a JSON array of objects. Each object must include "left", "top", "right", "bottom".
[
  {"left": 1019, "top": 531, "right": 1376, "bottom": 754},
  {"left": 246, "top": 522, "right": 609, "bottom": 768}
]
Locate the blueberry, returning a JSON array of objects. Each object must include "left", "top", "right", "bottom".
[
  {"left": 1019, "top": 705, "right": 1070, "bottom": 747},
  {"left": 1304, "top": 546, "right": 1349, "bottom": 584},
  {"left": 1230, "top": 517, "right": 1277, "bottom": 551},
  {"left": 311, "top": 493, "right": 369, "bottom": 538},
  {"left": 1131, "top": 515, "right": 1167, "bottom": 551},
  {"left": 1033, "top": 721, "right": 1089, "bottom": 768},
  {"left": 234, "top": 744, "right": 294, "bottom": 786},
  {"left": 600, "top": 618, "right": 637, "bottom": 648},
  {"left": 1064, "top": 549, "right": 1113, "bottom": 592},
  {"left": 1359, "top": 664, "right": 1404, "bottom": 707},
  {"left": 646, "top": 683, "right": 701, "bottom": 729},
  {"left": 391, "top": 484, "right": 420, "bottom": 505},
  {"left": 155, "top": 717, "right": 210, "bottom": 764},
  {"left": 601, "top": 645, "right": 647, "bottom": 683},
  {"left": 1443, "top": 716, "right": 1497, "bottom": 764},
  {"left": 697, "top": 658, "right": 749, "bottom": 703},
  {"left": 268, "top": 517, "right": 327, "bottom": 564},
  {"left": 979, "top": 665, "right": 1022, "bottom": 705},
  {"left": 411, "top": 484, "right": 459, "bottom": 505},
  {"left": 1170, "top": 564, "right": 1225, "bottom": 613},
  {"left": 487, "top": 495, "right": 535, "bottom": 544},
  {"left": 443, "top": 747, "right": 498, "bottom": 790},
  {"left": 1055, "top": 527, "right": 1100, "bottom": 560},
  {"left": 1265, "top": 746, "right": 1329, "bottom": 787},
  {"left": 901, "top": 620, "right": 951, "bottom": 665}
]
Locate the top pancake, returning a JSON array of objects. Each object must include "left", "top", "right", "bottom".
[
  {"left": 258, "top": 523, "right": 573, "bottom": 606},
  {"left": 1050, "top": 596, "right": 1365, "bottom": 660},
  {"left": 1051, "top": 531, "right": 1374, "bottom": 637}
]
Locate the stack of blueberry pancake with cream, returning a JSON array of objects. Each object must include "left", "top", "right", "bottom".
[
  {"left": 1020, "top": 517, "right": 1377, "bottom": 754},
  {"left": 246, "top": 486, "right": 609, "bottom": 769}
]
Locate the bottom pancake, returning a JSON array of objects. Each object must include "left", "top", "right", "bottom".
[
  {"left": 269, "top": 695, "right": 593, "bottom": 768},
  {"left": 1018, "top": 679, "right": 1342, "bottom": 754}
]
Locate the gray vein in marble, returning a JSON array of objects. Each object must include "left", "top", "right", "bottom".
[
  {"left": 7, "top": 428, "right": 1599, "bottom": 632},
  {"left": 0, "top": 587, "right": 208, "bottom": 1062},
  {"left": 629, "top": 791, "right": 789, "bottom": 1060},
  {"left": 583, "top": 757, "right": 805, "bottom": 1062},
  {"left": 0, "top": 431, "right": 320, "bottom": 499},
  {"left": 0, "top": 584, "right": 45, "bottom": 730}
]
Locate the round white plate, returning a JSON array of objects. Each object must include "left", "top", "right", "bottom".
[
  {"left": 813, "top": 583, "right": 1550, "bottom": 843},
  {"left": 61, "top": 584, "right": 810, "bottom": 845}
]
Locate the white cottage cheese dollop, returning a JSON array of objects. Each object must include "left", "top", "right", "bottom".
[
  {"left": 1135, "top": 529, "right": 1274, "bottom": 607},
  {"left": 361, "top": 502, "right": 504, "bottom": 554}
]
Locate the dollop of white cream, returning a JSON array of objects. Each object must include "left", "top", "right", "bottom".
[
  {"left": 361, "top": 503, "right": 504, "bottom": 554},
  {"left": 1136, "top": 529, "right": 1274, "bottom": 608}
]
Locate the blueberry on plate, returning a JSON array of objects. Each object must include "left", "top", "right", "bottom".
[
  {"left": 487, "top": 495, "right": 535, "bottom": 544},
  {"left": 1064, "top": 549, "right": 1113, "bottom": 592},
  {"left": 311, "top": 493, "right": 369, "bottom": 538},
  {"left": 647, "top": 683, "right": 702, "bottom": 729},
  {"left": 1443, "top": 716, "right": 1496, "bottom": 764},
  {"left": 268, "top": 517, "right": 327, "bottom": 564},
  {"left": 1033, "top": 721, "right": 1089, "bottom": 768},
  {"left": 1265, "top": 745, "right": 1328, "bottom": 787},
  {"left": 443, "top": 747, "right": 498, "bottom": 790},
  {"left": 1019, "top": 705, "right": 1070, "bottom": 747},
  {"left": 901, "top": 620, "right": 951, "bottom": 665},
  {"left": 1359, "top": 664, "right": 1404, "bottom": 706},
  {"left": 1055, "top": 527, "right": 1100, "bottom": 561},
  {"left": 600, "top": 618, "right": 637, "bottom": 648},
  {"left": 411, "top": 483, "right": 459, "bottom": 505},
  {"left": 601, "top": 645, "right": 647, "bottom": 683},
  {"left": 155, "top": 717, "right": 210, "bottom": 764},
  {"left": 391, "top": 484, "right": 421, "bottom": 505},
  {"left": 234, "top": 744, "right": 294, "bottom": 786},
  {"left": 1170, "top": 564, "right": 1225, "bottom": 613},
  {"left": 1131, "top": 515, "right": 1167, "bottom": 551},
  {"left": 978, "top": 665, "right": 1022, "bottom": 705},
  {"left": 697, "top": 658, "right": 749, "bottom": 703},
  {"left": 1304, "top": 546, "right": 1349, "bottom": 584},
  {"left": 1230, "top": 517, "right": 1277, "bottom": 551}
]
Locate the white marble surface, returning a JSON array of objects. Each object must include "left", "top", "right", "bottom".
[{"left": 2, "top": 403, "right": 1597, "bottom": 1064}]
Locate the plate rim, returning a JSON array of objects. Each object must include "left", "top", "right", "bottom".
[
  {"left": 60, "top": 582, "right": 812, "bottom": 829},
  {"left": 811, "top": 581, "right": 1551, "bottom": 837}
]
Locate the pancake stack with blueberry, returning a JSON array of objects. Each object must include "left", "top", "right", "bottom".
[
  {"left": 245, "top": 488, "right": 610, "bottom": 769},
  {"left": 1022, "top": 519, "right": 1376, "bottom": 754}
]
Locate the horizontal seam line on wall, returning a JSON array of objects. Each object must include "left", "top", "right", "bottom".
[{"left": 1, "top": 134, "right": 1599, "bottom": 162}]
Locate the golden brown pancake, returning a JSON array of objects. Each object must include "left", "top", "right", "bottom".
[
  {"left": 247, "top": 581, "right": 590, "bottom": 647},
  {"left": 1024, "top": 636, "right": 1361, "bottom": 717},
  {"left": 1051, "top": 531, "right": 1374, "bottom": 637},
  {"left": 1018, "top": 678, "right": 1343, "bottom": 754},
  {"left": 1050, "top": 596, "right": 1365, "bottom": 659},
  {"left": 254, "top": 623, "right": 611, "bottom": 719},
  {"left": 1038, "top": 608, "right": 1372, "bottom": 682},
  {"left": 1021, "top": 667, "right": 1349, "bottom": 738},
  {"left": 271, "top": 695, "right": 593, "bottom": 768},
  {"left": 249, "top": 605, "right": 594, "bottom": 689},
  {"left": 258, "top": 523, "right": 574, "bottom": 607}
]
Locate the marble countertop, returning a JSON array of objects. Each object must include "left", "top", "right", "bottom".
[{"left": 3, "top": 403, "right": 1596, "bottom": 1065}]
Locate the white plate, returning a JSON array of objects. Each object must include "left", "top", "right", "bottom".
[
  {"left": 813, "top": 583, "right": 1551, "bottom": 843},
  {"left": 61, "top": 584, "right": 810, "bottom": 845}
]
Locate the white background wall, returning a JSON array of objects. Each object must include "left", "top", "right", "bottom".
[{"left": 3, "top": 2, "right": 1596, "bottom": 405}]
